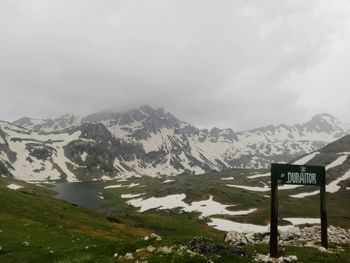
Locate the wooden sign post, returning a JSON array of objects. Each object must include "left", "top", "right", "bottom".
[{"left": 270, "top": 163, "right": 327, "bottom": 258}]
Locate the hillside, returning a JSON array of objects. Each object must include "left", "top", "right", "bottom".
[
  {"left": 1, "top": 106, "right": 350, "bottom": 182},
  {"left": 287, "top": 134, "right": 350, "bottom": 199},
  {"left": 0, "top": 176, "right": 156, "bottom": 263},
  {"left": 1, "top": 171, "right": 350, "bottom": 263}
]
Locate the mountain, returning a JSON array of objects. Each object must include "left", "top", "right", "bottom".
[
  {"left": 13, "top": 114, "right": 81, "bottom": 133},
  {"left": 1, "top": 106, "right": 350, "bottom": 182},
  {"left": 292, "top": 133, "right": 350, "bottom": 188},
  {"left": 291, "top": 132, "right": 350, "bottom": 168}
]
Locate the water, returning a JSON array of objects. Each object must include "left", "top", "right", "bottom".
[{"left": 53, "top": 182, "right": 104, "bottom": 211}]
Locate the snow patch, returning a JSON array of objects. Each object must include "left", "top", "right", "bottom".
[
  {"left": 121, "top": 193, "right": 145, "bottom": 199},
  {"left": 81, "top": 152, "right": 88, "bottom": 162},
  {"left": 127, "top": 194, "right": 187, "bottom": 212},
  {"left": 208, "top": 218, "right": 267, "bottom": 233},
  {"left": 226, "top": 184, "right": 270, "bottom": 192},
  {"left": 101, "top": 175, "right": 113, "bottom": 181},
  {"left": 293, "top": 152, "right": 319, "bottom": 165},
  {"left": 289, "top": 190, "right": 319, "bottom": 198},
  {"left": 221, "top": 177, "right": 234, "bottom": 180},
  {"left": 283, "top": 218, "right": 320, "bottom": 225},
  {"left": 163, "top": 179, "right": 175, "bottom": 183},
  {"left": 4, "top": 127, "right": 82, "bottom": 182},
  {"left": 227, "top": 183, "right": 302, "bottom": 192},
  {"left": 104, "top": 184, "right": 124, "bottom": 189},
  {"left": 327, "top": 169, "right": 350, "bottom": 193},
  {"left": 247, "top": 173, "right": 270, "bottom": 179},
  {"left": 182, "top": 195, "right": 256, "bottom": 218},
  {"left": 326, "top": 155, "right": 348, "bottom": 170},
  {"left": 7, "top": 184, "right": 23, "bottom": 190},
  {"left": 127, "top": 194, "right": 257, "bottom": 218},
  {"left": 104, "top": 182, "right": 140, "bottom": 189},
  {"left": 208, "top": 217, "right": 320, "bottom": 233}
]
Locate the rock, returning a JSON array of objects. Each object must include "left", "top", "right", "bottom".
[
  {"left": 254, "top": 254, "right": 298, "bottom": 263},
  {"left": 225, "top": 231, "right": 254, "bottom": 246},
  {"left": 158, "top": 246, "right": 173, "bottom": 254},
  {"left": 144, "top": 236, "right": 149, "bottom": 241},
  {"left": 279, "top": 226, "right": 301, "bottom": 241},
  {"left": 150, "top": 233, "right": 162, "bottom": 241},
  {"left": 187, "top": 236, "right": 245, "bottom": 256},
  {"left": 284, "top": 255, "right": 298, "bottom": 262},
  {"left": 187, "top": 236, "right": 225, "bottom": 255},
  {"left": 262, "top": 235, "right": 270, "bottom": 244},
  {"left": 124, "top": 252, "right": 134, "bottom": 260},
  {"left": 318, "top": 246, "right": 328, "bottom": 253},
  {"left": 146, "top": 246, "right": 156, "bottom": 253},
  {"left": 136, "top": 248, "right": 145, "bottom": 253}
]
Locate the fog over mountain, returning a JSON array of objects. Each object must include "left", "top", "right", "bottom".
[{"left": 0, "top": 0, "right": 350, "bottom": 130}]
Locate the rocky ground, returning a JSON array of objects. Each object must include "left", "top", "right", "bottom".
[
  {"left": 113, "top": 225, "right": 350, "bottom": 262},
  {"left": 225, "top": 225, "right": 350, "bottom": 262},
  {"left": 224, "top": 225, "right": 350, "bottom": 247}
]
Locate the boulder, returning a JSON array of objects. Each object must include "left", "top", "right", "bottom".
[
  {"left": 279, "top": 226, "right": 301, "bottom": 241},
  {"left": 124, "top": 253, "right": 134, "bottom": 260},
  {"left": 225, "top": 231, "right": 254, "bottom": 246},
  {"left": 146, "top": 246, "right": 156, "bottom": 253}
]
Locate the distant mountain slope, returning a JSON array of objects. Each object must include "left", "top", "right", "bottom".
[
  {"left": 13, "top": 114, "right": 81, "bottom": 133},
  {"left": 291, "top": 134, "right": 350, "bottom": 192},
  {"left": 293, "top": 134, "right": 350, "bottom": 167},
  {"left": 1, "top": 106, "right": 350, "bottom": 182}
]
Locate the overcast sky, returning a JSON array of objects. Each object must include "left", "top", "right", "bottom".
[{"left": 0, "top": 0, "right": 350, "bottom": 131}]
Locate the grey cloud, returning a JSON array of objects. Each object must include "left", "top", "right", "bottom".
[{"left": 0, "top": 0, "right": 349, "bottom": 130}]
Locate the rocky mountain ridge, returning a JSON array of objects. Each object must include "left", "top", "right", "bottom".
[{"left": 1, "top": 106, "right": 350, "bottom": 182}]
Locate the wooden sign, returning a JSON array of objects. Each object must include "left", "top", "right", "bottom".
[
  {"left": 269, "top": 163, "right": 327, "bottom": 258},
  {"left": 275, "top": 163, "right": 324, "bottom": 186}
]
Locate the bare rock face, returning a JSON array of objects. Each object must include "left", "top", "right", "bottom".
[{"left": 225, "top": 230, "right": 254, "bottom": 246}]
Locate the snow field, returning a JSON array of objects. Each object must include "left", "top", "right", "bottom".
[{"left": 126, "top": 194, "right": 257, "bottom": 218}]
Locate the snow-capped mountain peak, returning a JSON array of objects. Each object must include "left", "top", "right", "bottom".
[
  {"left": 303, "top": 113, "right": 350, "bottom": 134},
  {"left": 1, "top": 106, "right": 349, "bottom": 182}
]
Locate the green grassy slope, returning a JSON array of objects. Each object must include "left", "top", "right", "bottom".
[
  {"left": 0, "top": 177, "right": 151, "bottom": 263},
  {"left": 1, "top": 167, "right": 350, "bottom": 263},
  {"left": 100, "top": 169, "right": 350, "bottom": 229}
]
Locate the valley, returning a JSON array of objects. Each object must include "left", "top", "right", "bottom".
[
  {"left": 1, "top": 107, "right": 350, "bottom": 262},
  {"left": 1, "top": 164, "right": 350, "bottom": 262}
]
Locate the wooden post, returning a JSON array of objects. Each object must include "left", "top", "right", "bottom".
[
  {"left": 270, "top": 164, "right": 278, "bottom": 258},
  {"left": 320, "top": 167, "right": 328, "bottom": 249}
]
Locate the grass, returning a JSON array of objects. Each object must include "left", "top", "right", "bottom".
[
  {"left": 0, "top": 177, "right": 150, "bottom": 262},
  {"left": 100, "top": 168, "right": 350, "bottom": 228},
  {"left": 0, "top": 167, "right": 349, "bottom": 262}
]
